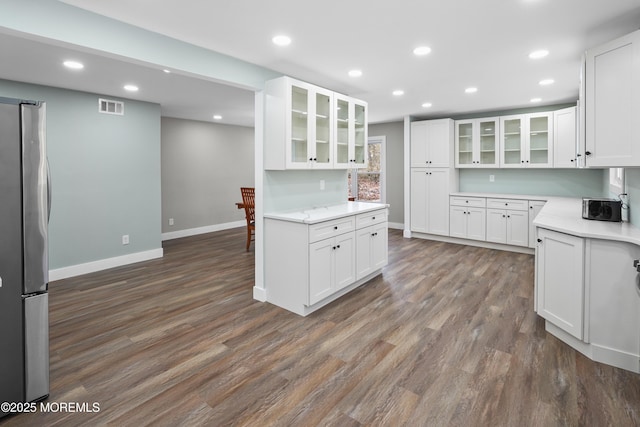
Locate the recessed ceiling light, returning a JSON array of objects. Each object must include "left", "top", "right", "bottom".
[
  {"left": 539, "top": 78, "right": 555, "bottom": 86},
  {"left": 529, "top": 49, "right": 549, "bottom": 59},
  {"left": 465, "top": 87, "right": 478, "bottom": 94},
  {"left": 163, "top": 69, "right": 171, "bottom": 74},
  {"left": 124, "top": 84, "right": 139, "bottom": 92},
  {"left": 272, "top": 35, "right": 292, "bottom": 46},
  {"left": 422, "top": 102, "right": 433, "bottom": 108},
  {"left": 348, "top": 69, "right": 362, "bottom": 78},
  {"left": 413, "top": 46, "right": 432, "bottom": 56},
  {"left": 63, "top": 60, "right": 84, "bottom": 70},
  {"left": 213, "top": 115, "right": 222, "bottom": 120},
  {"left": 392, "top": 90, "right": 404, "bottom": 96},
  {"left": 530, "top": 97, "right": 542, "bottom": 103}
]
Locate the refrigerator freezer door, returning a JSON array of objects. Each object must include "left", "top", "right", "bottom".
[
  {"left": 24, "top": 293, "right": 49, "bottom": 402},
  {"left": 21, "top": 103, "right": 48, "bottom": 295}
]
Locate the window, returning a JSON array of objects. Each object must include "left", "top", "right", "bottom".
[
  {"left": 348, "top": 136, "right": 385, "bottom": 202},
  {"left": 609, "top": 167, "right": 624, "bottom": 195}
]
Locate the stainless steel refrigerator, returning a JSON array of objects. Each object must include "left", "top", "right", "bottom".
[{"left": 0, "top": 97, "right": 50, "bottom": 414}]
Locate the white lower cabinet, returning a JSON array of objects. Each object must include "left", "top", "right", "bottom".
[
  {"left": 265, "top": 206, "right": 388, "bottom": 316},
  {"left": 309, "top": 232, "right": 355, "bottom": 305},
  {"left": 586, "top": 239, "right": 640, "bottom": 372},
  {"left": 528, "top": 201, "right": 546, "bottom": 248},
  {"left": 535, "top": 226, "right": 640, "bottom": 372},
  {"left": 535, "top": 228, "right": 585, "bottom": 339},
  {"left": 356, "top": 222, "right": 388, "bottom": 280},
  {"left": 449, "top": 196, "right": 486, "bottom": 241},
  {"left": 486, "top": 198, "right": 529, "bottom": 247}
]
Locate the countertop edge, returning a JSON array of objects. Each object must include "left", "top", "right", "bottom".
[{"left": 264, "top": 202, "right": 390, "bottom": 224}]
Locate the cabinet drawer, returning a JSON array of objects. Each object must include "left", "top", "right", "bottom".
[
  {"left": 486, "top": 198, "right": 528, "bottom": 211},
  {"left": 450, "top": 196, "right": 486, "bottom": 208},
  {"left": 309, "top": 216, "right": 355, "bottom": 243},
  {"left": 356, "top": 209, "right": 387, "bottom": 229}
]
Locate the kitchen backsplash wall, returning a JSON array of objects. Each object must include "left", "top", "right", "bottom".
[
  {"left": 264, "top": 170, "right": 347, "bottom": 213},
  {"left": 459, "top": 168, "right": 607, "bottom": 197}
]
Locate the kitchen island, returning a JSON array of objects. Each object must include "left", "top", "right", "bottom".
[{"left": 264, "top": 201, "right": 389, "bottom": 316}]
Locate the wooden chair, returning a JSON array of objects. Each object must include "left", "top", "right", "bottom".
[{"left": 240, "top": 187, "right": 255, "bottom": 251}]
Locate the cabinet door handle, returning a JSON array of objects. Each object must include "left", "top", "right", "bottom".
[
  {"left": 502, "top": 215, "right": 506, "bottom": 218},
  {"left": 332, "top": 246, "right": 336, "bottom": 250},
  {"left": 634, "top": 260, "right": 639, "bottom": 268},
  {"left": 585, "top": 151, "right": 592, "bottom": 156},
  {"left": 337, "top": 245, "right": 341, "bottom": 249},
  {"left": 537, "top": 238, "right": 542, "bottom": 243},
  {"left": 372, "top": 217, "right": 376, "bottom": 220},
  {"left": 507, "top": 215, "right": 511, "bottom": 218},
  {"left": 571, "top": 159, "right": 575, "bottom": 162},
  {"left": 334, "top": 226, "right": 338, "bottom": 230}
]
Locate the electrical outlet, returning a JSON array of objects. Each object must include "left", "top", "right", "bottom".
[
  {"left": 489, "top": 175, "right": 495, "bottom": 182},
  {"left": 122, "top": 234, "right": 130, "bottom": 245},
  {"left": 169, "top": 218, "right": 174, "bottom": 226}
]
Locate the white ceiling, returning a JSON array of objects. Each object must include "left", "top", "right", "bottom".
[{"left": 3, "top": 0, "right": 640, "bottom": 126}]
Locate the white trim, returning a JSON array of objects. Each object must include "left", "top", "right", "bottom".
[
  {"left": 161, "top": 220, "right": 244, "bottom": 241},
  {"left": 409, "top": 232, "right": 535, "bottom": 255},
  {"left": 388, "top": 221, "right": 404, "bottom": 230},
  {"left": 254, "top": 91, "right": 266, "bottom": 301},
  {"left": 403, "top": 116, "right": 411, "bottom": 238},
  {"left": 49, "top": 248, "right": 164, "bottom": 281}
]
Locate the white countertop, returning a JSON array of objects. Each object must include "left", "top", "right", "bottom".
[
  {"left": 264, "top": 201, "right": 389, "bottom": 224},
  {"left": 534, "top": 197, "right": 640, "bottom": 245}
]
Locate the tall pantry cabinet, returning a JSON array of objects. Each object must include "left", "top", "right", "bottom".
[{"left": 410, "top": 119, "right": 457, "bottom": 236}]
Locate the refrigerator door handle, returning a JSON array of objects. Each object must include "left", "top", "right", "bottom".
[{"left": 46, "top": 158, "right": 51, "bottom": 222}]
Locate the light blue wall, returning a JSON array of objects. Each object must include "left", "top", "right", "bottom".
[
  {"left": 264, "top": 170, "right": 347, "bottom": 213},
  {"left": 459, "top": 168, "right": 607, "bottom": 197},
  {"left": 0, "top": 79, "right": 161, "bottom": 270}
]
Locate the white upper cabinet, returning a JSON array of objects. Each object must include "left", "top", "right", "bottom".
[
  {"left": 334, "top": 94, "right": 368, "bottom": 169},
  {"left": 410, "top": 119, "right": 453, "bottom": 167},
  {"left": 585, "top": 29, "right": 640, "bottom": 167},
  {"left": 500, "top": 112, "right": 553, "bottom": 168},
  {"left": 553, "top": 106, "right": 577, "bottom": 168},
  {"left": 455, "top": 118, "right": 499, "bottom": 168},
  {"left": 264, "top": 76, "right": 367, "bottom": 170}
]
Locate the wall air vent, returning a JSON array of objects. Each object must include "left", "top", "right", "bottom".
[{"left": 98, "top": 98, "right": 124, "bottom": 115}]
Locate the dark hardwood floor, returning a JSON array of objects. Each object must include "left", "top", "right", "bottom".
[{"left": 2, "top": 228, "right": 639, "bottom": 426}]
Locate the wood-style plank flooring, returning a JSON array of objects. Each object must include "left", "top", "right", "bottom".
[{"left": 2, "top": 228, "right": 639, "bottom": 426}]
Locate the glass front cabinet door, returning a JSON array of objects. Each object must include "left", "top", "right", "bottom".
[
  {"left": 288, "top": 82, "right": 334, "bottom": 169},
  {"left": 527, "top": 112, "right": 553, "bottom": 167},
  {"left": 455, "top": 118, "right": 499, "bottom": 168},
  {"left": 500, "top": 113, "right": 553, "bottom": 168},
  {"left": 264, "top": 76, "right": 368, "bottom": 170},
  {"left": 334, "top": 94, "right": 368, "bottom": 169}
]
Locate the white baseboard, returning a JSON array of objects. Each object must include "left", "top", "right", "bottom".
[
  {"left": 49, "top": 248, "right": 164, "bottom": 282},
  {"left": 161, "top": 220, "right": 244, "bottom": 241},
  {"left": 253, "top": 286, "right": 267, "bottom": 302},
  {"left": 388, "top": 222, "right": 404, "bottom": 230}
]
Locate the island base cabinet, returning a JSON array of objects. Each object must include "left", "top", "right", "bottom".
[
  {"left": 356, "top": 223, "right": 388, "bottom": 280},
  {"left": 586, "top": 239, "right": 640, "bottom": 372},
  {"left": 535, "top": 228, "right": 585, "bottom": 340},
  {"left": 309, "top": 232, "right": 356, "bottom": 305},
  {"left": 264, "top": 207, "right": 388, "bottom": 316}
]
